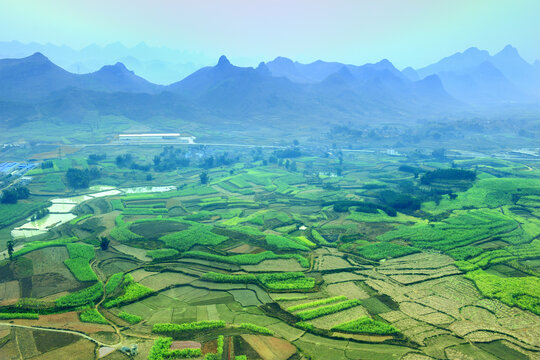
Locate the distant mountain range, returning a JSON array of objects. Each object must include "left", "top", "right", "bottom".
[
  {"left": 0, "top": 41, "right": 212, "bottom": 85},
  {"left": 0, "top": 45, "right": 539, "bottom": 129}
]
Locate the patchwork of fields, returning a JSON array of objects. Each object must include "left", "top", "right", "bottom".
[{"left": 0, "top": 147, "right": 539, "bottom": 359}]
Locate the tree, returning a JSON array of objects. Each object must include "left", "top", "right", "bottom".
[
  {"left": 1, "top": 189, "right": 19, "bottom": 204},
  {"left": 100, "top": 237, "right": 110, "bottom": 250},
  {"left": 200, "top": 171, "right": 209, "bottom": 185},
  {"left": 290, "top": 161, "right": 297, "bottom": 172},
  {"left": 66, "top": 168, "right": 90, "bottom": 189},
  {"left": 7, "top": 240, "right": 14, "bottom": 261}
]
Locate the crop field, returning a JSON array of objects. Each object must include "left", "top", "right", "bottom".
[{"left": 0, "top": 145, "right": 539, "bottom": 359}]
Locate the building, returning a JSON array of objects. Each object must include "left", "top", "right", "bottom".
[{"left": 117, "top": 133, "right": 195, "bottom": 144}]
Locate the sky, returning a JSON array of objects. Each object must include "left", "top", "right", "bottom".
[{"left": 1, "top": 0, "right": 539, "bottom": 68}]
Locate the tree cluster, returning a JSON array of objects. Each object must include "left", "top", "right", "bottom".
[{"left": 1, "top": 186, "right": 30, "bottom": 204}]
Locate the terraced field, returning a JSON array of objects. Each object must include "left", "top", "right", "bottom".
[{"left": 0, "top": 148, "right": 539, "bottom": 359}]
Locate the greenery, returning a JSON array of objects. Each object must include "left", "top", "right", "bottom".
[
  {"left": 160, "top": 223, "right": 228, "bottom": 251},
  {"left": 205, "top": 335, "right": 224, "bottom": 360},
  {"left": 64, "top": 243, "right": 97, "bottom": 281},
  {"left": 184, "top": 250, "right": 309, "bottom": 267},
  {"left": 153, "top": 321, "right": 226, "bottom": 336},
  {"left": 465, "top": 270, "right": 540, "bottom": 315},
  {"left": 105, "top": 272, "right": 124, "bottom": 295},
  {"left": 287, "top": 296, "right": 347, "bottom": 312},
  {"left": 79, "top": 308, "right": 108, "bottom": 324},
  {"left": 257, "top": 272, "right": 316, "bottom": 290},
  {"left": 148, "top": 337, "right": 202, "bottom": 360},
  {"left": 148, "top": 248, "right": 180, "bottom": 260},
  {"left": 378, "top": 209, "right": 518, "bottom": 251},
  {"left": 353, "top": 242, "right": 419, "bottom": 261},
  {"left": 331, "top": 317, "right": 400, "bottom": 335},
  {"left": 103, "top": 274, "right": 154, "bottom": 308},
  {"left": 201, "top": 272, "right": 257, "bottom": 284},
  {"left": 295, "top": 299, "right": 362, "bottom": 320},
  {"left": 56, "top": 282, "right": 104, "bottom": 308},
  {"left": 118, "top": 311, "right": 142, "bottom": 324},
  {"left": 13, "top": 237, "right": 78, "bottom": 257},
  {"left": 0, "top": 313, "right": 39, "bottom": 319},
  {"left": 239, "top": 323, "right": 274, "bottom": 335}
]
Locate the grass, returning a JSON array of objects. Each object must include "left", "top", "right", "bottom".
[
  {"left": 152, "top": 320, "right": 226, "bottom": 336},
  {"left": 13, "top": 237, "right": 78, "bottom": 257},
  {"left": 0, "top": 313, "right": 39, "bottom": 320},
  {"left": 287, "top": 296, "right": 347, "bottom": 312},
  {"left": 183, "top": 250, "right": 309, "bottom": 268},
  {"left": 56, "top": 282, "right": 104, "bottom": 308},
  {"left": 257, "top": 272, "right": 316, "bottom": 291},
  {"left": 148, "top": 248, "right": 180, "bottom": 260},
  {"left": 69, "top": 214, "right": 92, "bottom": 225},
  {"left": 295, "top": 299, "right": 362, "bottom": 320},
  {"left": 465, "top": 270, "right": 540, "bottom": 315},
  {"left": 265, "top": 234, "right": 310, "bottom": 251},
  {"left": 201, "top": 271, "right": 316, "bottom": 290},
  {"left": 353, "top": 242, "right": 419, "bottom": 261},
  {"left": 103, "top": 274, "right": 154, "bottom": 308},
  {"left": 331, "top": 317, "right": 400, "bottom": 335},
  {"left": 118, "top": 311, "right": 142, "bottom": 324},
  {"left": 160, "top": 223, "right": 228, "bottom": 251},
  {"left": 239, "top": 323, "right": 274, "bottom": 335},
  {"left": 105, "top": 272, "right": 124, "bottom": 295},
  {"left": 64, "top": 243, "right": 97, "bottom": 282},
  {"left": 148, "top": 337, "right": 202, "bottom": 360},
  {"left": 79, "top": 308, "right": 108, "bottom": 324},
  {"left": 378, "top": 209, "right": 518, "bottom": 251}
]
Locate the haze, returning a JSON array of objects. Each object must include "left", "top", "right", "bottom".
[{"left": 1, "top": 0, "right": 540, "bottom": 68}]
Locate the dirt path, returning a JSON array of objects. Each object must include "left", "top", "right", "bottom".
[{"left": 0, "top": 322, "right": 118, "bottom": 347}]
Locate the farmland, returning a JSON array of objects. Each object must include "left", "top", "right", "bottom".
[{"left": 0, "top": 143, "right": 539, "bottom": 360}]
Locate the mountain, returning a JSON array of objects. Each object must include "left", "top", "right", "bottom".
[
  {"left": 401, "top": 67, "right": 420, "bottom": 81},
  {"left": 167, "top": 56, "right": 457, "bottom": 120},
  {"left": 490, "top": 45, "right": 540, "bottom": 98},
  {"left": 416, "top": 45, "right": 540, "bottom": 103},
  {"left": 416, "top": 47, "right": 491, "bottom": 79},
  {"left": 0, "top": 53, "right": 162, "bottom": 101},
  {"left": 265, "top": 57, "right": 344, "bottom": 83},
  {"left": 0, "top": 41, "right": 212, "bottom": 84}
]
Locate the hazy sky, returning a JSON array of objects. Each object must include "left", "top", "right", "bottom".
[{"left": 1, "top": 0, "right": 539, "bottom": 68}]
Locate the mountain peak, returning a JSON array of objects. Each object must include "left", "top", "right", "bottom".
[
  {"left": 27, "top": 52, "right": 49, "bottom": 62},
  {"left": 272, "top": 56, "right": 294, "bottom": 65},
  {"left": 217, "top": 55, "right": 231, "bottom": 67},
  {"left": 256, "top": 62, "right": 271, "bottom": 76}
]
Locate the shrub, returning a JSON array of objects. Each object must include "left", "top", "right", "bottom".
[
  {"left": 332, "top": 317, "right": 400, "bottom": 335},
  {"left": 56, "top": 282, "right": 104, "bottom": 308},
  {"left": 354, "top": 242, "right": 419, "bottom": 261},
  {"left": 13, "top": 237, "right": 77, "bottom": 257},
  {"left": 0, "top": 313, "right": 39, "bottom": 320},
  {"left": 239, "top": 323, "right": 274, "bottom": 335},
  {"left": 287, "top": 296, "right": 347, "bottom": 312},
  {"left": 265, "top": 234, "right": 309, "bottom": 251},
  {"left": 105, "top": 272, "right": 124, "bottom": 295},
  {"left": 103, "top": 274, "right": 154, "bottom": 308},
  {"left": 257, "top": 272, "right": 315, "bottom": 291},
  {"left": 148, "top": 337, "right": 202, "bottom": 360},
  {"left": 118, "top": 311, "right": 142, "bottom": 324},
  {"left": 148, "top": 248, "right": 180, "bottom": 260},
  {"left": 64, "top": 243, "right": 97, "bottom": 282},
  {"left": 201, "top": 272, "right": 257, "bottom": 284},
  {"left": 160, "top": 224, "right": 228, "bottom": 251},
  {"left": 79, "top": 308, "right": 108, "bottom": 324},
  {"left": 465, "top": 270, "right": 540, "bottom": 315},
  {"left": 184, "top": 250, "right": 309, "bottom": 268},
  {"left": 152, "top": 321, "right": 226, "bottom": 337},
  {"left": 296, "top": 299, "right": 362, "bottom": 320}
]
